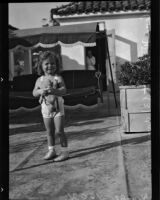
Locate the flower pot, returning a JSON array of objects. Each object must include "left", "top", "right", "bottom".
[{"left": 120, "top": 85, "right": 150, "bottom": 133}]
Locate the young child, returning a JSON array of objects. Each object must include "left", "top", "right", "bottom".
[
  {"left": 32, "top": 51, "right": 69, "bottom": 161},
  {"left": 39, "top": 77, "right": 59, "bottom": 114}
]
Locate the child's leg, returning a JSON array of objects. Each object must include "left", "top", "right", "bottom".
[
  {"left": 54, "top": 115, "right": 69, "bottom": 161},
  {"left": 54, "top": 115, "right": 68, "bottom": 147},
  {"left": 43, "top": 117, "right": 56, "bottom": 160},
  {"left": 43, "top": 117, "right": 55, "bottom": 147}
]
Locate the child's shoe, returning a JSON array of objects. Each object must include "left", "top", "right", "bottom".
[
  {"left": 54, "top": 151, "right": 69, "bottom": 162},
  {"left": 44, "top": 149, "right": 57, "bottom": 160}
]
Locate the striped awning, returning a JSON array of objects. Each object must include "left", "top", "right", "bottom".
[{"left": 9, "top": 22, "right": 102, "bottom": 50}]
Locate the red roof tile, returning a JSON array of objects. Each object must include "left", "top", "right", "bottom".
[
  {"left": 100, "top": 1, "right": 107, "bottom": 12},
  {"left": 130, "top": 0, "right": 138, "bottom": 10},
  {"left": 85, "top": 2, "right": 93, "bottom": 13},
  {"left": 51, "top": 0, "right": 150, "bottom": 17},
  {"left": 122, "top": 1, "right": 130, "bottom": 10},
  {"left": 114, "top": 1, "right": 123, "bottom": 11},
  {"left": 93, "top": 1, "right": 100, "bottom": 12}
]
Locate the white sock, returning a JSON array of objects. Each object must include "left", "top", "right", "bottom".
[{"left": 48, "top": 146, "right": 55, "bottom": 151}]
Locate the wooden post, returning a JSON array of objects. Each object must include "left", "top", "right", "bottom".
[
  {"left": 28, "top": 49, "right": 32, "bottom": 74},
  {"left": 9, "top": 50, "right": 14, "bottom": 81},
  {"left": 105, "top": 32, "right": 118, "bottom": 108}
]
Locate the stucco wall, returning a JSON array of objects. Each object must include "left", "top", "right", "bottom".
[
  {"left": 57, "top": 14, "right": 150, "bottom": 90},
  {"left": 58, "top": 14, "right": 150, "bottom": 63},
  {"left": 61, "top": 45, "right": 85, "bottom": 70},
  {"left": 106, "top": 17, "right": 149, "bottom": 61}
]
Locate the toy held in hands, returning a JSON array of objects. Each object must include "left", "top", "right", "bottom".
[{"left": 39, "top": 76, "right": 59, "bottom": 113}]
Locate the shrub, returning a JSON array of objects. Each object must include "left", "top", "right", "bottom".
[{"left": 118, "top": 54, "right": 151, "bottom": 86}]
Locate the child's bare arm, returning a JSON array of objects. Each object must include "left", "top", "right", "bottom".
[{"left": 32, "top": 78, "right": 48, "bottom": 97}]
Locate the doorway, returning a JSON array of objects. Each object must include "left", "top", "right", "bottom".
[
  {"left": 85, "top": 41, "right": 107, "bottom": 91},
  {"left": 96, "top": 36, "right": 107, "bottom": 91}
]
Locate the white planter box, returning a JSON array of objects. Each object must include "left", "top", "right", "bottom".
[{"left": 120, "top": 85, "right": 151, "bottom": 133}]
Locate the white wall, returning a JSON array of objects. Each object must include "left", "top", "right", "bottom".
[
  {"left": 61, "top": 44, "right": 85, "bottom": 70},
  {"left": 58, "top": 14, "right": 150, "bottom": 62},
  {"left": 105, "top": 17, "right": 149, "bottom": 60},
  {"left": 57, "top": 13, "right": 150, "bottom": 90}
]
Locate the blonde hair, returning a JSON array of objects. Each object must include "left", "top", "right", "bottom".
[{"left": 38, "top": 51, "right": 60, "bottom": 75}]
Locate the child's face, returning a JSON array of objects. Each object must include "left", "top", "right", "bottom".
[{"left": 42, "top": 57, "right": 57, "bottom": 75}]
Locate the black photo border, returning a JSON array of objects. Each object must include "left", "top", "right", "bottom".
[{"left": 0, "top": 1, "right": 159, "bottom": 199}]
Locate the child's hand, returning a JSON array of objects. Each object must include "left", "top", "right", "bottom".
[
  {"left": 46, "top": 88, "right": 56, "bottom": 95},
  {"left": 39, "top": 89, "right": 48, "bottom": 96}
]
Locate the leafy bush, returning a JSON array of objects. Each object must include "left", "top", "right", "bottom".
[{"left": 118, "top": 54, "right": 151, "bottom": 86}]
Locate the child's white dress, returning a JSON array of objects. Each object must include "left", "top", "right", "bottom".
[{"left": 40, "top": 75, "right": 65, "bottom": 118}]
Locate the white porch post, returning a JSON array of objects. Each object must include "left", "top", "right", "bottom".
[
  {"left": 9, "top": 50, "right": 14, "bottom": 81},
  {"left": 28, "top": 49, "right": 32, "bottom": 74},
  {"left": 23, "top": 49, "right": 32, "bottom": 74}
]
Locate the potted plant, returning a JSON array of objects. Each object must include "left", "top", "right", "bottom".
[{"left": 118, "top": 54, "right": 151, "bottom": 133}]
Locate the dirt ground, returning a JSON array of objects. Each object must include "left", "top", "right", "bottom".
[{"left": 9, "top": 96, "right": 151, "bottom": 200}]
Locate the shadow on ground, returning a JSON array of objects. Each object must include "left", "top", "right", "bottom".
[
  {"left": 10, "top": 138, "right": 47, "bottom": 153},
  {"left": 10, "top": 125, "right": 119, "bottom": 153},
  {"left": 9, "top": 123, "right": 45, "bottom": 135},
  {"left": 9, "top": 110, "right": 42, "bottom": 125},
  {"left": 11, "top": 134, "right": 150, "bottom": 173},
  {"left": 9, "top": 119, "right": 106, "bottom": 136}
]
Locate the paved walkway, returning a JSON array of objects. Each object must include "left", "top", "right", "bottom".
[{"left": 9, "top": 93, "right": 151, "bottom": 200}]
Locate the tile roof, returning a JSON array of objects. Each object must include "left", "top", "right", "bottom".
[{"left": 51, "top": 1, "right": 150, "bottom": 17}]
